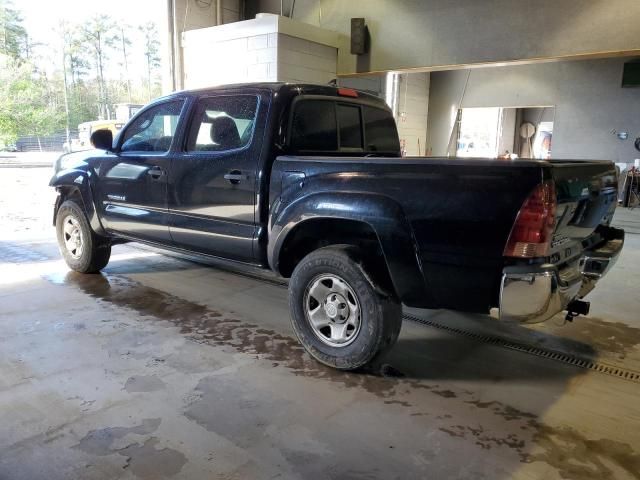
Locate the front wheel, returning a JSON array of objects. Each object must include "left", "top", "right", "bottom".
[
  {"left": 56, "top": 199, "right": 111, "bottom": 273},
  {"left": 288, "top": 246, "right": 402, "bottom": 370}
]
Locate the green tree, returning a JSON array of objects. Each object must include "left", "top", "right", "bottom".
[
  {"left": 81, "top": 15, "right": 117, "bottom": 119},
  {"left": 139, "top": 22, "right": 161, "bottom": 101},
  {"left": 118, "top": 25, "right": 133, "bottom": 103},
  {"left": 0, "top": 58, "right": 65, "bottom": 147},
  {"left": 0, "top": 0, "right": 27, "bottom": 60}
]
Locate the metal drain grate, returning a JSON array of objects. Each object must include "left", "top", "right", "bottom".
[{"left": 402, "top": 312, "right": 640, "bottom": 384}]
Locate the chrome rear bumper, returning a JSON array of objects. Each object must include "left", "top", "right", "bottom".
[{"left": 499, "top": 227, "right": 624, "bottom": 323}]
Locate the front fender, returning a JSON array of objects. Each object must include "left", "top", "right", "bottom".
[
  {"left": 268, "top": 191, "right": 432, "bottom": 306},
  {"left": 49, "top": 168, "right": 106, "bottom": 235}
]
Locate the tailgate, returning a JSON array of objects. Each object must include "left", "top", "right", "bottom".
[{"left": 550, "top": 160, "right": 618, "bottom": 261}]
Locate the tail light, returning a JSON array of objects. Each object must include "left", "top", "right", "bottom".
[{"left": 504, "top": 181, "right": 557, "bottom": 258}]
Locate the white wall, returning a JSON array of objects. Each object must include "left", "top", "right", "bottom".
[
  {"left": 277, "top": 34, "right": 337, "bottom": 84},
  {"left": 183, "top": 31, "right": 279, "bottom": 87},
  {"left": 427, "top": 57, "right": 640, "bottom": 163},
  {"left": 249, "top": 0, "right": 640, "bottom": 75},
  {"left": 395, "top": 73, "right": 429, "bottom": 156},
  {"left": 182, "top": 15, "right": 338, "bottom": 88},
  {"left": 338, "top": 72, "right": 430, "bottom": 156}
]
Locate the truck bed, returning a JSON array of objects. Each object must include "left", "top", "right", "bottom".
[{"left": 269, "top": 155, "right": 618, "bottom": 312}]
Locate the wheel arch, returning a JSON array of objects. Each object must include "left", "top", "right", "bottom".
[
  {"left": 50, "top": 169, "right": 106, "bottom": 236},
  {"left": 269, "top": 192, "right": 433, "bottom": 306}
]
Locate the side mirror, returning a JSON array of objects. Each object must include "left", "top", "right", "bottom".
[{"left": 90, "top": 129, "right": 113, "bottom": 151}]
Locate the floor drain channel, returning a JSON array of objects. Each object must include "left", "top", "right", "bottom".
[{"left": 402, "top": 312, "right": 640, "bottom": 384}]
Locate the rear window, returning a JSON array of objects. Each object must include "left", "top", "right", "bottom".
[
  {"left": 289, "top": 99, "right": 399, "bottom": 155},
  {"left": 363, "top": 106, "right": 400, "bottom": 153},
  {"left": 290, "top": 100, "right": 337, "bottom": 151}
]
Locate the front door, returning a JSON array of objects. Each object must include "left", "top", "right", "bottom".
[
  {"left": 98, "top": 99, "right": 185, "bottom": 243},
  {"left": 168, "top": 93, "right": 264, "bottom": 263}
]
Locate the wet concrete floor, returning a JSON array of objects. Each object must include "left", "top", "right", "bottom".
[{"left": 1, "top": 167, "right": 640, "bottom": 479}]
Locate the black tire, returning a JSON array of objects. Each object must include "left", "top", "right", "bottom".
[
  {"left": 288, "top": 246, "right": 402, "bottom": 370},
  {"left": 56, "top": 199, "right": 111, "bottom": 273}
]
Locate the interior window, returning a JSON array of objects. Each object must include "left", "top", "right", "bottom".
[
  {"left": 290, "top": 100, "right": 338, "bottom": 151},
  {"left": 120, "top": 100, "right": 183, "bottom": 153},
  {"left": 187, "top": 95, "right": 259, "bottom": 152},
  {"left": 337, "top": 104, "right": 363, "bottom": 149}
]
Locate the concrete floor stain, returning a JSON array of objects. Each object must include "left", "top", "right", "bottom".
[
  {"left": 560, "top": 316, "right": 640, "bottom": 357},
  {"left": 74, "top": 418, "right": 161, "bottom": 456},
  {"left": 75, "top": 419, "right": 186, "bottom": 478},
  {"left": 529, "top": 425, "right": 640, "bottom": 480},
  {"left": 59, "top": 271, "right": 404, "bottom": 400},
  {"left": 124, "top": 375, "right": 166, "bottom": 393},
  {"left": 57, "top": 271, "right": 640, "bottom": 477},
  {"left": 118, "top": 437, "right": 187, "bottom": 479}
]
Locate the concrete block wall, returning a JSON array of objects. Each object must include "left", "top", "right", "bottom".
[
  {"left": 277, "top": 34, "right": 337, "bottom": 84},
  {"left": 182, "top": 14, "right": 339, "bottom": 88},
  {"left": 183, "top": 32, "right": 279, "bottom": 87}
]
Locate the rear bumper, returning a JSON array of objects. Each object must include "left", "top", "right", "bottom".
[{"left": 499, "top": 227, "right": 624, "bottom": 323}]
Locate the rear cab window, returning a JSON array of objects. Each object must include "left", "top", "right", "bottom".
[{"left": 289, "top": 96, "right": 400, "bottom": 156}]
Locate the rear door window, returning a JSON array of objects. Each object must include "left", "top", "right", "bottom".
[
  {"left": 290, "top": 100, "right": 338, "bottom": 151},
  {"left": 186, "top": 95, "right": 259, "bottom": 152}
]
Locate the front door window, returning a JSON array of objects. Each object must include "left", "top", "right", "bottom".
[{"left": 120, "top": 100, "right": 184, "bottom": 153}]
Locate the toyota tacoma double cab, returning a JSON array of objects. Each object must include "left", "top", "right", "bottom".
[{"left": 50, "top": 83, "right": 624, "bottom": 370}]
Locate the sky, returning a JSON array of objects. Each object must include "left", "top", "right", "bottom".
[{"left": 16, "top": 0, "right": 166, "bottom": 78}]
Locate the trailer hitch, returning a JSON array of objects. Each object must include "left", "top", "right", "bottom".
[{"left": 565, "top": 299, "right": 590, "bottom": 322}]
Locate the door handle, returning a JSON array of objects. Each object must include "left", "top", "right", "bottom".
[
  {"left": 147, "top": 165, "right": 165, "bottom": 179},
  {"left": 224, "top": 170, "right": 246, "bottom": 184}
]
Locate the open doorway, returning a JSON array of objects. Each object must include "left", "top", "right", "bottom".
[{"left": 455, "top": 106, "right": 555, "bottom": 159}]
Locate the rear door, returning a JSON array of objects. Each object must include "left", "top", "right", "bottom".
[
  {"left": 167, "top": 92, "right": 265, "bottom": 263},
  {"left": 97, "top": 99, "right": 185, "bottom": 243}
]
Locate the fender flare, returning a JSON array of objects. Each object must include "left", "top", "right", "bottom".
[
  {"left": 268, "top": 191, "right": 432, "bottom": 306},
  {"left": 49, "top": 169, "right": 106, "bottom": 236}
]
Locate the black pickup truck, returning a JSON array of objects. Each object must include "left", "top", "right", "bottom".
[{"left": 50, "top": 83, "right": 624, "bottom": 370}]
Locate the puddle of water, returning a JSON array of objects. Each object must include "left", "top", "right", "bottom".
[
  {"left": 55, "top": 270, "right": 640, "bottom": 476},
  {"left": 75, "top": 419, "right": 185, "bottom": 479},
  {"left": 124, "top": 375, "right": 166, "bottom": 393},
  {"left": 118, "top": 437, "right": 187, "bottom": 480},
  {"left": 558, "top": 317, "right": 640, "bottom": 357},
  {"left": 74, "top": 418, "right": 161, "bottom": 456},
  {"left": 56, "top": 271, "right": 404, "bottom": 399}
]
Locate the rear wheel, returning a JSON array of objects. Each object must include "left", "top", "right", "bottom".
[
  {"left": 56, "top": 199, "right": 111, "bottom": 273},
  {"left": 289, "top": 246, "right": 402, "bottom": 370}
]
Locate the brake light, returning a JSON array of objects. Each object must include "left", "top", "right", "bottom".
[
  {"left": 337, "top": 88, "right": 358, "bottom": 98},
  {"left": 504, "top": 181, "right": 557, "bottom": 258}
]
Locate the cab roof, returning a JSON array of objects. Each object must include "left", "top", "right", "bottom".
[{"left": 165, "top": 82, "right": 388, "bottom": 108}]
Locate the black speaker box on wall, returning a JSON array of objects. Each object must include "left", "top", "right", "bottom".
[{"left": 351, "top": 18, "right": 367, "bottom": 55}]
